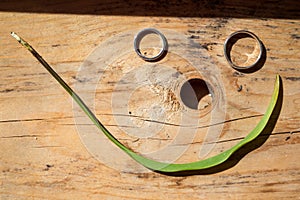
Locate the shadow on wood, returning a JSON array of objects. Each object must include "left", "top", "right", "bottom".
[{"left": 0, "top": 0, "right": 299, "bottom": 19}]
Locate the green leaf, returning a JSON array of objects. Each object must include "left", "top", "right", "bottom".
[{"left": 11, "top": 32, "right": 281, "bottom": 173}]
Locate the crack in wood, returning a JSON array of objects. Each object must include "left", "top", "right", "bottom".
[
  {"left": 0, "top": 118, "right": 44, "bottom": 123},
  {"left": 1, "top": 134, "right": 45, "bottom": 139},
  {"left": 0, "top": 116, "right": 74, "bottom": 124},
  {"left": 137, "top": 114, "right": 263, "bottom": 129},
  {"left": 174, "top": 130, "right": 300, "bottom": 146},
  {"left": 60, "top": 114, "right": 263, "bottom": 129}
]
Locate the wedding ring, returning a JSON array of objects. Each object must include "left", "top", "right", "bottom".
[
  {"left": 134, "top": 28, "right": 168, "bottom": 62},
  {"left": 224, "top": 30, "right": 263, "bottom": 71}
]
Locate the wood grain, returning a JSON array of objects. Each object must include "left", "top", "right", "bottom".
[{"left": 0, "top": 3, "right": 300, "bottom": 199}]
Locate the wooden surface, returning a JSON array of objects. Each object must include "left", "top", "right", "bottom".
[{"left": 1, "top": 1, "right": 300, "bottom": 199}]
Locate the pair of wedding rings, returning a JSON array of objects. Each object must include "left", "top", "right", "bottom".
[{"left": 134, "top": 28, "right": 263, "bottom": 71}]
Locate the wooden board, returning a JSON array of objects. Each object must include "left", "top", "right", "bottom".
[{"left": 0, "top": 1, "right": 300, "bottom": 199}]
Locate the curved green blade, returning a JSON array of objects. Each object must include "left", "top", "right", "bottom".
[{"left": 11, "top": 32, "right": 281, "bottom": 173}]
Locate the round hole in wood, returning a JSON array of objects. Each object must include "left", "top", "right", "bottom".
[{"left": 180, "top": 78, "right": 213, "bottom": 110}]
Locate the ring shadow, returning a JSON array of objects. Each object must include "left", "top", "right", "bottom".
[
  {"left": 141, "top": 49, "right": 168, "bottom": 63},
  {"left": 157, "top": 76, "right": 283, "bottom": 177},
  {"left": 225, "top": 33, "right": 267, "bottom": 74}
]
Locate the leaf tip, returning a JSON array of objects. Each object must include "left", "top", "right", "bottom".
[{"left": 11, "top": 32, "right": 21, "bottom": 42}]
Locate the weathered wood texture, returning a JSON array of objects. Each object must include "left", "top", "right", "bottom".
[{"left": 0, "top": 1, "right": 300, "bottom": 199}]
